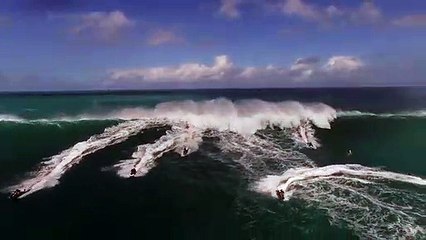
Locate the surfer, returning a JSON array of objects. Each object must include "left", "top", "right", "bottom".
[
  {"left": 130, "top": 168, "right": 137, "bottom": 176},
  {"left": 347, "top": 149, "right": 352, "bottom": 157}
]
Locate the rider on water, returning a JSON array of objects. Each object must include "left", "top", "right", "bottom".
[
  {"left": 183, "top": 146, "right": 189, "bottom": 155},
  {"left": 10, "top": 189, "right": 25, "bottom": 200},
  {"left": 275, "top": 189, "right": 285, "bottom": 201},
  {"left": 130, "top": 168, "right": 137, "bottom": 176}
]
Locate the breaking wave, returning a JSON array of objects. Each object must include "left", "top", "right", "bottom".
[
  {"left": 4, "top": 99, "right": 330, "bottom": 198},
  {"left": 1, "top": 99, "right": 336, "bottom": 134},
  {"left": 4, "top": 98, "right": 426, "bottom": 239},
  {"left": 0, "top": 114, "right": 24, "bottom": 122}
]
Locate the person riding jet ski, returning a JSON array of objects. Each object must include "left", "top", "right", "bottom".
[
  {"left": 182, "top": 146, "right": 189, "bottom": 156},
  {"left": 9, "top": 189, "right": 25, "bottom": 201},
  {"left": 130, "top": 168, "right": 137, "bottom": 176},
  {"left": 275, "top": 189, "right": 285, "bottom": 201}
]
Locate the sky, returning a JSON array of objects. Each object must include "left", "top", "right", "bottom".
[{"left": 0, "top": 0, "right": 426, "bottom": 91}]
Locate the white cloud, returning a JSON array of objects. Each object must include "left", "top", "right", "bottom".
[
  {"left": 110, "top": 55, "right": 234, "bottom": 82},
  {"left": 109, "top": 55, "right": 364, "bottom": 83},
  {"left": 392, "top": 14, "right": 426, "bottom": 27},
  {"left": 71, "top": 10, "right": 134, "bottom": 40},
  {"left": 290, "top": 57, "right": 320, "bottom": 80},
  {"left": 147, "top": 29, "right": 184, "bottom": 46},
  {"left": 219, "top": 0, "right": 241, "bottom": 19},
  {"left": 324, "top": 56, "right": 364, "bottom": 72},
  {"left": 281, "top": 0, "right": 322, "bottom": 21}
]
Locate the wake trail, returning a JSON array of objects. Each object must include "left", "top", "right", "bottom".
[
  {"left": 4, "top": 120, "right": 155, "bottom": 198},
  {"left": 255, "top": 164, "right": 426, "bottom": 239},
  {"left": 114, "top": 124, "right": 202, "bottom": 178},
  {"left": 256, "top": 164, "right": 426, "bottom": 200},
  {"left": 206, "top": 120, "right": 426, "bottom": 239}
]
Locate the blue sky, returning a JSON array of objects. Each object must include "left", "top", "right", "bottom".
[{"left": 0, "top": 0, "right": 426, "bottom": 90}]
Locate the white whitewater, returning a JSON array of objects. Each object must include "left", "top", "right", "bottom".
[
  {"left": 254, "top": 164, "right": 426, "bottom": 239},
  {"left": 114, "top": 124, "right": 202, "bottom": 178},
  {"left": 5, "top": 99, "right": 333, "bottom": 198},
  {"left": 1, "top": 99, "right": 334, "bottom": 134},
  {"left": 0, "top": 114, "right": 24, "bottom": 122},
  {"left": 5, "top": 120, "right": 154, "bottom": 198},
  {"left": 110, "top": 99, "right": 337, "bottom": 135},
  {"left": 207, "top": 121, "right": 426, "bottom": 239},
  {"left": 3, "top": 98, "right": 426, "bottom": 239},
  {"left": 256, "top": 164, "right": 426, "bottom": 200},
  {"left": 291, "top": 121, "right": 319, "bottom": 149}
]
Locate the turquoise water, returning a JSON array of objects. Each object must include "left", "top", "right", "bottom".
[{"left": 0, "top": 88, "right": 425, "bottom": 240}]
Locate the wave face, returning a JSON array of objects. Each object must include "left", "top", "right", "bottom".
[{"left": 3, "top": 98, "right": 426, "bottom": 240}]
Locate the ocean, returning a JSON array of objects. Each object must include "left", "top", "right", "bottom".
[{"left": 0, "top": 88, "right": 425, "bottom": 240}]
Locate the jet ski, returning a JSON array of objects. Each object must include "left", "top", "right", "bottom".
[
  {"left": 182, "top": 147, "right": 189, "bottom": 156},
  {"left": 275, "top": 189, "right": 285, "bottom": 201},
  {"left": 9, "top": 189, "right": 27, "bottom": 201}
]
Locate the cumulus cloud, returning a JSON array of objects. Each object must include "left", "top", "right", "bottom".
[
  {"left": 392, "top": 14, "right": 426, "bottom": 27},
  {"left": 289, "top": 57, "right": 320, "bottom": 80},
  {"left": 110, "top": 55, "right": 235, "bottom": 82},
  {"left": 219, "top": 0, "right": 241, "bottom": 19},
  {"left": 324, "top": 56, "right": 364, "bottom": 72},
  {"left": 147, "top": 29, "right": 184, "bottom": 46},
  {"left": 108, "top": 54, "right": 364, "bottom": 84},
  {"left": 70, "top": 10, "right": 134, "bottom": 40}
]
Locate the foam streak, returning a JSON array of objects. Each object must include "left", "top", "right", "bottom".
[
  {"left": 114, "top": 124, "right": 202, "bottom": 178},
  {"left": 5, "top": 120, "right": 154, "bottom": 198}
]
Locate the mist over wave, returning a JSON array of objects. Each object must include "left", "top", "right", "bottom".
[
  {"left": 1, "top": 99, "right": 337, "bottom": 135},
  {"left": 0, "top": 114, "right": 24, "bottom": 122}
]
